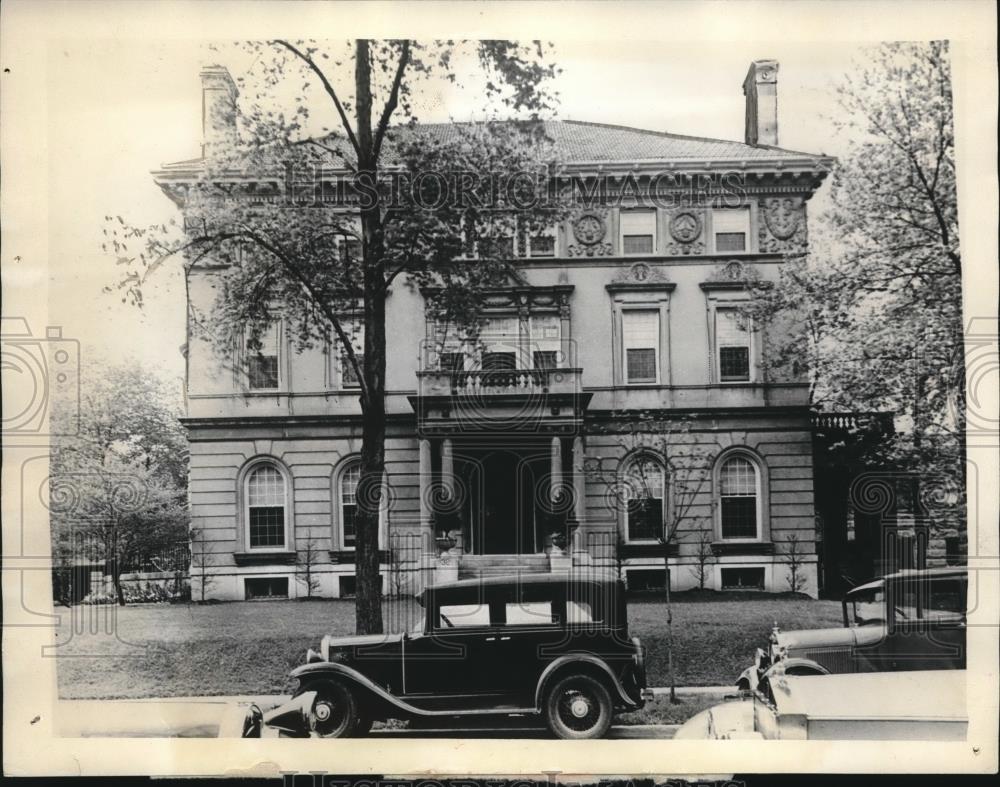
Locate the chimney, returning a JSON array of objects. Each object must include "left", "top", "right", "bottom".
[
  {"left": 200, "top": 65, "right": 239, "bottom": 157},
  {"left": 743, "top": 60, "right": 779, "bottom": 147}
]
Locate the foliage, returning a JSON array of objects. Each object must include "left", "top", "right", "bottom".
[
  {"left": 748, "top": 41, "right": 964, "bottom": 518},
  {"left": 82, "top": 581, "right": 177, "bottom": 605},
  {"left": 50, "top": 359, "right": 189, "bottom": 606},
  {"left": 104, "top": 39, "right": 567, "bottom": 634}
]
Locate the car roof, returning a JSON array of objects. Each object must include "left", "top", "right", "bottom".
[
  {"left": 426, "top": 570, "right": 622, "bottom": 594},
  {"left": 847, "top": 567, "right": 968, "bottom": 596}
]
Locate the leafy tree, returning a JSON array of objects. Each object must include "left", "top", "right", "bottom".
[
  {"left": 749, "top": 41, "right": 964, "bottom": 523},
  {"left": 106, "top": 40, "right": 567, "bottom": 634},
  {"left": 51, "top": 360, "right": 189, "bottom": 605}
]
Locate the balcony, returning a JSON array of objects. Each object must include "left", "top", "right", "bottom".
[{"left": 412, "top": 368, "right": 589, "bottom": 435}]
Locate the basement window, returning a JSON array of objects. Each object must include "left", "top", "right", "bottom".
[
  {"left": 244, "top": 577, "right": 289, "bottom": 600},
  {"left": 720, "top": 567, "right": 765, "bottom": 590}
]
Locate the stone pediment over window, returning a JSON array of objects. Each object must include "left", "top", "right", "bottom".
[
  {"left": 605, "top": 262, "right": 675, "bottom": 293},
  {"left": 699, "top": 260, "right": 772, "bottom": 291}
]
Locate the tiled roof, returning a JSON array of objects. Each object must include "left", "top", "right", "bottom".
[{"left": 377, "top": 120, "right": 826, "bottom": 164}]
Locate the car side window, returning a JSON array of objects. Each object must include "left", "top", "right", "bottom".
[
  {"left": 928, "top": 579, "right": 966, "bottom": 622},
  {"left": 504, "top": 600, "right": 556, "bottom": 625},
  {"left": 437, "top": 603, "right": 490, "bottom": 629},
  {"left": 566, "top": 600, "right": 595, "bottom": 624}
]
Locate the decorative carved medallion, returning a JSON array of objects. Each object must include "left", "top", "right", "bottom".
[
  {"left": 762, "top": 197, "right": 803, "bottom": 240},
  {"left": 572, "top": 211, "right": 607, "bottom": 245},
  {"left": 669, "top": 211, "right": 702, "bottom": 243},
  {"left": 723, "top": 261, "right": 744, "bottom": 280},
  {"left": 608, "top": 263, "right": 672, "bottom": 288}
]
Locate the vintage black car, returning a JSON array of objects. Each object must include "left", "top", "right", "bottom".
[
  {"left": 737, "top": 567, "right": 967, "bottom": 692},
  {"left": 246, "top": 572, "right": 648, "bottom": 739}
]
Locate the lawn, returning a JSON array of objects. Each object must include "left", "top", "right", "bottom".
[{"left": 54, "top": 592, "right": 843, "bottom": 703}]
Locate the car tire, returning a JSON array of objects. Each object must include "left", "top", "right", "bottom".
[
  {"left": 299, "top": 679, "right": 361, "bottom": 738},
  {"left": 543, "top": 674, "right": 613, "bottom": 740}
]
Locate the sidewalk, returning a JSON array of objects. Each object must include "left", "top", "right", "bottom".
[{"left": 56, "top": 687, "right": 721, "bottom": 738}]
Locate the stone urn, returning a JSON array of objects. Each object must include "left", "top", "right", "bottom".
[{"left": 435, "top": 532, "right": 457, "bottom": 556}]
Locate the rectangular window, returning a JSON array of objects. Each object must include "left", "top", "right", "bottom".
[
  {"left": 247, "top": 323, "right": 281, "bottom": 391},
  {"left": 713, "top": 208, "right": 750, "bottom": 253},
  {"left": 341, "top": 237, "right": 362, "bottom": 264},
  {"left": 627, "top": 569, "right": 668, "bottom": 592},
  {"left": 533, "top": 350, "right": 558, "bottom": 370},
  {"left": 716, "top": 308, "right": 751, "bottom": 382},
  {"left": 527, "top": 232, "right": 556, "bottom": 257},
  {"left": 622, "top": 310, "right": 659, "bottom": 383},
  {"left": 620, "top": 210, "right": 656, "bottom": 256},
  {"left": 438, "top": 603, "right": 491, "bottom": 628},
  {"left": 505, "top": 601, "right": 556, "bottom": 625},
  {"left": 482, "top": 351, "right": 516, "bottom": 371},
  {"left": 720, "top": 567, "right": 765, "bottom": 590},
  {"left": 529, "top": 314, "right": 561, "bottom": 369},
  {"left": 339, "top": 318, "right": 364, "bottom": 389},
  {"left": 244, "top": 577, "right": 289, "bottom": 600},
  {"left": 480, "top": 316, "right": 518, "bottom": 370},
  {"left": 440, "top": 352, "right": 465, "bottom": 373}
]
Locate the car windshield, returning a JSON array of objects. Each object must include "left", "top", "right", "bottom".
[{"left": 849, "top": 587, "right": 886, "bottom": 626}]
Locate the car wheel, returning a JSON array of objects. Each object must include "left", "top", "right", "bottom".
[
  {"left": 544, "top": 674, "right": 613, "bottom": 740},
  {"left": 300, "top": 680, "right": 360, "bottom": 738}
]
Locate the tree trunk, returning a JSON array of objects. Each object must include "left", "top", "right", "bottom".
[
  {"left": 353, "top": 38, "right": 386, "bottom": 636},
  {"left": 113, "top": 564, "right": 126, "bottom": 606}
]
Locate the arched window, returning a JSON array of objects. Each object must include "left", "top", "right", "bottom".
[
  {"left": 334, "top": 458, "right": 388, "bottom": 551},
  {"left": 622, "top": 454, "right": 665, "bottom": 543},
  {"left": 719, "top": 455, "right": 759, "bottom": 539},
  {"left": 339, "top": 462, "right": 362, "bottom": 549},
  {"left": 244, "top": 463, "right": 288, "bottom": 549}
]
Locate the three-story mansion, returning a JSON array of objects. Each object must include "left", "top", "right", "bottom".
[{"left": 156, "top": 59, "right": 833, "bottom": 600}]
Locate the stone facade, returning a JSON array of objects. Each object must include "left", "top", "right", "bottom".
[{"left": 162, "top": 61, "right": 834, "bottom": 600}]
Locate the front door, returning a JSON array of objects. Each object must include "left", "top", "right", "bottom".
[{"left": 458, "top": 447, "right": 544, "bottom": 554}]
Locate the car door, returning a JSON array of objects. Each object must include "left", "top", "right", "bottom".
[
  {"left": 858, "top": 574, "right": 967, "bottom": 671},
  {"left": 401, "top": 587, "right": 511, "bottom": 706},
  {"left": 490, "top": 584, "right": 569, "bottom": 704}
]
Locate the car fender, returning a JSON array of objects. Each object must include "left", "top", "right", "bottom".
[
  {"left": 763, "top": 657, "right": 830, "bottom": 680},
  {"left": 534, "top": 654, "right": 637, "bottom": 709},
  {"left": 289, "top": 662, "right": 537, "bottom": 718},
  {"left": 736, "top": 665, "right": 759, "bottom": 691}
]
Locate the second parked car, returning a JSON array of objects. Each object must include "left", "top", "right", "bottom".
[{"left": 737, "top": 567, "right": 967, "bottom": 692}]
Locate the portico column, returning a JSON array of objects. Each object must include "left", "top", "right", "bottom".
[
  {"left": 572, "top": 436, "right": 586, "bottom": 547},
  {"left": 440, "top": 437, "right": 462, "bottom": 554},
  {"left": 550, "top": 436, "right": 562, "bottom": 506},
  {"left": 418, "top": 438, "right": 433, "bottom": 546}
]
